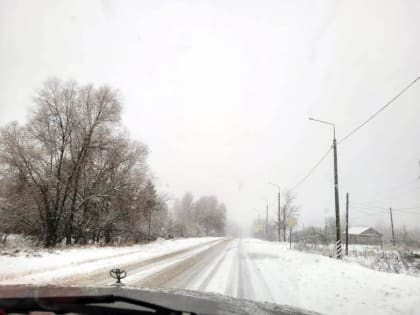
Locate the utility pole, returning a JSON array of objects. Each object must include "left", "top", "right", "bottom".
[
  {"left": 309, "top": 117, "right": 342, "bottom": 259},
  {"left": 265, "top": 201, "right": 269, "bottom": 239},
  {"left": 345, "top": 192, "right": 349, "bottom": 256},
  {"left": 147, "top": 207, "right": 152, "bottom": 243},
  {"left": 332, "top": 134, "right": 342, "bottom": 258},
  {"left": 283, "top": 202, "right": 286, "bottom": 242},
  {"left": 389, "top": 208, "right": 395, "bottom": 246},
  {"left": 289, "top": 226, "right": 292, "bottom": 249},
  {"left": 278, "top": 191, "right": 281, "bottom": 242},
  {"left": 324, "top": 224, "right": 328, "bottom": 243}
]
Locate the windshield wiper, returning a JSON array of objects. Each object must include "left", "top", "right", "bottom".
[{"left": 0, "top": 294, "right": 194, "bottom": 315}]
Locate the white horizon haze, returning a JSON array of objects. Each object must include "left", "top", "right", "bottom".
[{"left": 1, "top": 0, "right": 420, "bottom": 233}]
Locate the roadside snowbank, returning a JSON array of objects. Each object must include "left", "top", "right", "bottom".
[
  {"left": 0, "top": 237, "right": 220, "bottom": 283},
  {"left": 239, "top": 239, "right": 420, "bottom": 315}
]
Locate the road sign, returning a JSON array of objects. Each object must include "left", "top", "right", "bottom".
[
  {"left": 287, "top": 217, "right": 297, "bottom": 227},
  {"left": 256, "top": 224, "right": 264, "bottom": 232}
]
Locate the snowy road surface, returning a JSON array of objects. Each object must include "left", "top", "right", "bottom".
[{"left": 1, "top": 237, "right": 420, "bottom": 315}]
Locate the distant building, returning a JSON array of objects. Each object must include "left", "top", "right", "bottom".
[{"left": 346, "top": 227, "right": 383, "bottom": 245}]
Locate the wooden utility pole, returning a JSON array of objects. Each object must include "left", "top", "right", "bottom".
[
  {"left": 308, "top": 117, "right": 341, "bottom": 258},
  {"left": 265, "top": 201, "right": 268, "bottom": 239},
  {"left": 389, "top": 208, "right": 395, "bottom": 246},
  {"left": 283, "top": 203, "right": 286, "bottom": 242},
  {"left": 345, "top": 192, "right": 349, "bottom": 255},
  {"left": 147, "top": 207, "right": 152, "bottom": 243},
  {"left": 332, "top": 136, "right": 342, "bottom": 259},
  {"left": 278, "top": 191, "right": 281, "bottom": 242},
  {"left": 289, "top": 227, "right": 292, "bottom": 249}
]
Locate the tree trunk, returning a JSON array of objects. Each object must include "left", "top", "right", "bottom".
[{"left": 44, "top": 217, "right": 58, "bottom": 247}]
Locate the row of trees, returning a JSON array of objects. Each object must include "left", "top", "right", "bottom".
[
  {"left": 172, "top": 192, "right": 227, "bottom": 237},
  {"left": 0, "top": 79, "right": 172, "bottom": 247},
  {"left": 0, "top": 79, "right": 229, "bottom": 247},
  {"left": 252, "top": 189, "right": 300, "bottom": 241}
]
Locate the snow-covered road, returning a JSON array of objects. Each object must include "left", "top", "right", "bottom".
[
  {"left": 1, "top": 238, "right": 420, "bottom": 315},
  {"left": 126, "top": 238, "right": 420, "bottom": 315}
]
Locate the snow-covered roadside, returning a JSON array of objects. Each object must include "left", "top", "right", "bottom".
[
  {"left": 295, "top": 242, "right": 420, "bottom": 276},
  {"left": 2, "top": 237, "right": 420, "bottom": 315},
  {"left": 239, "top": 239, "right": 420, "bottom": 315},
  {"left": 0, "top": 237, "right": 221, "bottom": 284}
]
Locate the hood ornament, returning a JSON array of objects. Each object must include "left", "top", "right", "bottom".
[{"left": 110, "top": 268, "right": 127, "bottom": 286}]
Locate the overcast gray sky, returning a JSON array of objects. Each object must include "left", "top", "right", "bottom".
[{"left": 1, "top": 0, "right": 420, "bottom": 232}]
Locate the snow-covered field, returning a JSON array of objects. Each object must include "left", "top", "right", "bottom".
[
  {"left": 1, "top": 237, "right": 420, "bottom": 315},
  {"left": 295, "top": 242, "right": 420, "bottom": 276}
]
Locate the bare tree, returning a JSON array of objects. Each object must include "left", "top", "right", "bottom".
[
  {"left": 281, "top": 189, "right": 300, "bottom": 241},
  {"left": 173, "top": 193, "right": 227, "bottom": 237},
  {"left": 0, "top": 78, "right": 157, "bottom": 247},
  {"left": 173, "top": 192, "right": 194, "bottom": 236}
]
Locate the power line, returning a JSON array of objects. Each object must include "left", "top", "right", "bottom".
[
  {"left": 392, "top": 208, "right": 420, "bottom": 215},
  {"left": 291, "top": 147, "right": 332, "bottom": 191},
  {"left": 351, "top": 185, "right": 420, "bottom": 207},
  {"left": 346, "top": 203, "right": 420, "bottom": 220},
  {"left": 351, "top": 206, "right": 387, "bottom": 214},
  {"left": 356, "top": 179, "right": 420, "bottom": 204},
  {"left": 352, "top": 208, "right": 385, "bottom": 216},
  {"left": 338, "top": 76, "right": 420, "bottom": 144},
  {"left": 351, "top": 200, "right": 420, "bottom": 210},
  {"left": 289, "top": 76, "right": 420, "bottom": 193},
  {"left": 395, "top": 206, "right": 420, "bottom": 210},
  {"left": 350, "top": 204, "right": 386, "bottom": 210},
  {"left": 350, "top": 201, "right": 389, "bottom": 210},
  {"left": 393, "top": 208, "right": 420, "bottom": 213},
  {"left": 351, "top": 212, "right": 386, "bottom": 220}
]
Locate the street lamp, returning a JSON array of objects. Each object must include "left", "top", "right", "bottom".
[
  {"left": 309, "top": 117, "right": 342, "bottom": 259},
  {"left": 260, "top": 197, "right": 269, "bottom": 239},
  {"left": 268, "top": 182, "right": 282, "bottom": 242},
  {"left": 308, "top": 117, "right": 336, "bottom": 138}
]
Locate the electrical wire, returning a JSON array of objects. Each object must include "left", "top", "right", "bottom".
[
  {"left": 351, "top": 201, "right": 420, "bottom": 212},
  {"left": 351, "top": 212, "right": 386, "bottom": 220},
  {"left": 288, "top": 76, "right": 420, "bottom": 195},
  {"left": 349, "top": 201, "right": 389, "bottom": 210},
  {"left": 357, "top": 181, "right": 420, "bottom": 205},
  {"left": 392, "top": 210, "right": 420, "bottom": 216},
  {"left": 354, "top": 178, "right": 419, "bottom": 202},
  {"left": 349, "top": 203, "right": 420, "bottom": 221},
  {"left": 291, "top": 147, "right": 332, "bottom": 191},
  {"left": 392, "top": 208, "right": 420, "bottom": 214},
  {"left": 290, "top": 76, "right": 419, "bottom": 193},
  {"left": 395, "top": 206, "right": 420, "bottom": 210},
  {"left": 338, "top": 76, "right": 420, "bottom": 144},
  {"left": 351, "top": 208, "right": 386, "bottom": 216}
]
